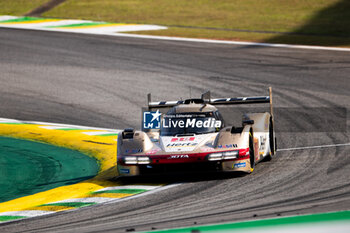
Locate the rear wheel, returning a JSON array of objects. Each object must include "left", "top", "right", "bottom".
[{"left": 249, "top": 132, "right": 255, "bottom": 172}]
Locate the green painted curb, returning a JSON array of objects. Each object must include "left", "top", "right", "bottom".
[
  {"left": 145, "top": 211, "right": 350, "bottom": 233},
  {"left": 0, "top": 216, "right": 26, "bottom": 222},
  {"left": 0, "top": 136, "right": 99, "bottom": 203},
  {"left": 0, "top": 16, "right": 46, "bottom": 23},
  {"left": 48, "top": 22, "right": 108, "bottom": 28},
  {"left": 40, "top": 202, "right": 96, "bottom": 208},
  {"left": 98, "top": 133, "right": 119, "bottom": 137}
]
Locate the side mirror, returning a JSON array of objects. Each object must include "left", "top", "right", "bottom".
[
  {"left": 231, "top": 126, "right": 243, "bottom": 134},
  {"left": 122, "top": 128, "right": 134, "bottom": 139}
]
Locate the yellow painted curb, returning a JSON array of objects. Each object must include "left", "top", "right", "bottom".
[
  {"left": 1, "top": 19, "right": 61, "bottom": 24},
  {"left": 28, "top": 205, "right": 75, "bottom": 212},
  {"left": 0, "top": 123, "right": 119, "bottom": 212}
]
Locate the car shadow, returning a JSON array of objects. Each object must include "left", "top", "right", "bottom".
[
  {"left": 113, "top": 171, "right": 248, "bottom": 184},
  {"left": 264, "top": 0, "right": 350, "bottom": 46}
]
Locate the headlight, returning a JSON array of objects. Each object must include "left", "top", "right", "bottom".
[
  {"left": 124, "top": 156, "right": 150, "bottom": 164},
  {"left": 137, "top": 157, "right": 150, "bottom": 164},
  {"left": 208, "top": 151, "right": 238, "bottom": 161},
  {"left": 222, "top": 151, "right": 238, "bottom": 159},
  {"left": 208, "top": 152, "right": 223, "bottom": 161},
  {"left": 124, "top": 156, "right": 137, "bottom": 164}
]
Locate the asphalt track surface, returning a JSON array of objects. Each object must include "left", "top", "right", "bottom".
[{"left": 0, "top": 28, "right": 349, "bottom": 232}]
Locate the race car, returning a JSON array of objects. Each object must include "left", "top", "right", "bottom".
[{"left": 117, "top": 87, "right": 276, "bottom": 176}]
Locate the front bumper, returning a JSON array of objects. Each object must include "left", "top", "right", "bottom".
[{"left": 117, "top": 158, "right": 251, "bottom": 177}]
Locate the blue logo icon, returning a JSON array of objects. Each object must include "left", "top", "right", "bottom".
[
  {"left": 143, "top": 110, "right": 161, "bottom": 129},
  {"left": 234, "top": 162, "right": 246, "bottom": 168},
  {"left": 120, "top": 168, "right": 130, "bottom": 174}
]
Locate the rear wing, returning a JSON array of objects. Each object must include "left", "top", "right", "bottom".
[{"left": 147, "top": 87, "right": 274, "bottom": 117}]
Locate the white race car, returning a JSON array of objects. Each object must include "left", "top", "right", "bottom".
[{"left": 117, "top": 88, "right": 276, "bottom": 176}]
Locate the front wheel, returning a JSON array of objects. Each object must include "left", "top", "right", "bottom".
[
  {"left": 264, "top": 119, "right": 275, "bottom": 161},
  {"left": 249, "top": 132, "right": 255, "bottom": 172}
]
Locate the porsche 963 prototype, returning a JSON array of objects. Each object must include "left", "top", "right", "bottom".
[{"left": 117, "top": 87, "right": 276, "bottom": 176}]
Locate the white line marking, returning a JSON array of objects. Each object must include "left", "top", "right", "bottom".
[
  {"left": 0, "top": 24, "right": 166, "bottom": 32},
  {"left": 0, "top": 19, "right": 166, "bottom": 32},
  {"left": 0, "top": 117, "right": 122, "bottom": 132},
  {"left": 97, "top": 185, "right": 161, "bottom": 192},
  {"left": 82, "top": 131, "right": 119, "bottom": 136},
  {"left": 0, "top": 20, "right": 91, "bottom": 28},
  {"left": 0, "top": 118, "right": 21, "bottom": 123},
  {"left": 100, "top": 183, "right": 181, "bottom": 206},
  {"left": 52, "top": 197, "right": 116, "bottom": 204},
  {"left": 0, "top": 210, "right": 55, "bottom": 217},
  {"left": 111, "top": 33, "right": 350, "bottom": 52},
  {"left": 0, "top": 15, "right": 19, "bottom": 21},
  {"left": 56, "top": 25, "right": 167, "bottom": 33},
  {"left": 39, "top": 126, "right": 80, "bottom": 130},
  {"left": 278, "top": 143, "right": 350, "bottom": 151},
  {"left": 0, "top": 17, "right": 349, "bottom": 52},
  {"left": 51, "top": 184, "right": 181, "bottom": 219}
]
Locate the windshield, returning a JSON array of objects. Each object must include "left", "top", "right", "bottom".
[{"left": 160, "top": 112, "right": 222, "bottom": 136}]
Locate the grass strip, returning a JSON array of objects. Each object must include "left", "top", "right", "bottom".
[
  {"left": 0, "top": 216, "right": 25, "bottom": 222},
  {"left": 0, "top": 0, "right": 47, "bottom": 16},
  {"left": 147, "top": 210, "right": 350, "bottom": 233},
  {"left": 39, "top": 0, "right": 349, "bottom": 47}
]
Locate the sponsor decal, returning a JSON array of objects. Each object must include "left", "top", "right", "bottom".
[
  {"left": 201, "top": 147, "right": 215, "bottom": 152},
  {"left": 145, "top": 149, "right": 161, "bottom": 155},
  {"left": 125, "top": 148, "right": 143, "bottom": 153},
  {"left": 259, "top": 135, "right": 266, "bottom": 150},
  {"left": 168, "top": 154, "right": 189, "bottom": 159},
  {"left": 143, "top": 110, "right": 161, "bottom": 129},
  {"left": 218, "top": 144, "right": 238, "bottom": 149},
  {"left": 161, "top": 134, "right": 212, "bottom": 152},
  {"left": 166, "top": 142, "right": 198, "bottom": 147},
  {"left": 120, "top": 168, "right": 130, "bottom": 174},
  {"left": 234, "top": 162, "right": 246, "bottom": 168},
  {"left": 171, "top": 137, "right": 195, "bottom": 142}
]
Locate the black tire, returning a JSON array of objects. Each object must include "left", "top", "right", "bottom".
[
  {"left": 249, "top": 132, "right": 255, "bottom": 172},
  {"left": 269, "top": 119, "right": 275, "bottom": 155},
  {"left": 264, "top": 119, "right": 275, "bottom": 161}
]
